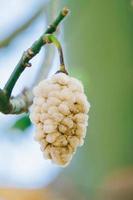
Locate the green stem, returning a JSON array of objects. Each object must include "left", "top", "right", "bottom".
[
  {"left": 45, "top": 34, "right": 68, "bottom": 74},
  {"left": 4, "top": 7, "right": 69, "bottom": 98}
]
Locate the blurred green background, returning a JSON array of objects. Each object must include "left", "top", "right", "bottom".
[
  {"left": 60, "top": 0, "right": 133, "bottom": 198},
  {"left": 0, "top": 0, "right": 133, "bottom": 199}
]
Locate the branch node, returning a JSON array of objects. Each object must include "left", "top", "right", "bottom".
[
  {"left": 47, "top": 24, "right": 56, "bottom": 33},
  {"left": 25, "top": 63, "right": 32, "bottom": 68},
  {"left": 43, "top": 35, "right": 52, "bottom": 44},
  {"left": 27, "top": 48, "right": 35, "bottom": 57}
]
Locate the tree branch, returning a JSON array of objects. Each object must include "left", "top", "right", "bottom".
[
  {"left": 0, "top": 7, "right": 69, "bottom": 114},
  {"left": 4, "top": 7, "right": 69, "bottom": 98},
  {"left": 9, "top": 89, "right": 33, "bottom": 114}
]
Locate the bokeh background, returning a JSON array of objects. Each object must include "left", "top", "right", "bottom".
[{"left": 0, "top": 0, "right": 133, "bottom": 199}]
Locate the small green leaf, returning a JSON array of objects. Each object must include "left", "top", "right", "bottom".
[{"left": 12, "top": 115, "right": 31, "bottom": 131}]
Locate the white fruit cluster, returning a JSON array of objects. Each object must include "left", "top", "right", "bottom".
[{"left": 30, "top": 73, "right": 90, "bottom": 166}]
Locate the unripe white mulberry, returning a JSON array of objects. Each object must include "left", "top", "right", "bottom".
[{"left": 30, "top": 73, "right": 90, "bottom": 166}]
